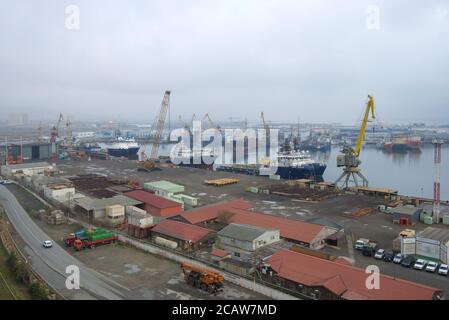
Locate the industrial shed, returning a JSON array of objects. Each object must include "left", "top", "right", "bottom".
[
  {"left": 392, "top": 205, "right": 422, "bottom": 226},
  {"left": 410, "top": 227, "right": 449, "bottom": 264},
  {"left": 124, "top": 190, "right": 183, "bottom": 217},
  {"left": 74, "top": 195, "right": 142, "bottom": 219},
  {"left": 1, "top": 162, "right": 54, "bottom": 177},
  {"left": 261, "top": 249, "right": 442, "bottom": 300},
  {"left": 151, "top": 219, "right": 214, "bottom": 251},
  {"left": 143, "top": 180, "right": 184, "bottom": 197},
  {"left": 216, "top": 223, "right": 280, "bottom": 261}
]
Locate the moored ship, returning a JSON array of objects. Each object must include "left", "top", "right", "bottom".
[{"left": 103, "top": 137, "right": 140, "bottom": 158}]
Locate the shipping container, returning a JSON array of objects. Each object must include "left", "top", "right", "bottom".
[{"left": 424, "top": 215, "right": 433, "bottom": 225}]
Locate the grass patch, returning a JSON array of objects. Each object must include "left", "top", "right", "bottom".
[
  {"left": 0, "top": 242, "right": 32, "bottom": 300},
  {"left": 5, "top": 184, "right": 48, "bottom": 213}
]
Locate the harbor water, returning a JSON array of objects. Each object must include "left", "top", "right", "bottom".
[{"left": 142, "top": 143, "right": 449, "bottom": 201}]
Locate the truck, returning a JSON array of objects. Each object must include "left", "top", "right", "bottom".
[
  {"left": 181, "top": 262, "right": 224, "bottom": 294},
  {"left": 354, "top": 238, "right": 370, "bottom": 250},
  {"left": 362, "top": 241, "right": 378, "bottom": 257},
  {"left": 64, "top": 228, "right": 118, "bottom": 251}
]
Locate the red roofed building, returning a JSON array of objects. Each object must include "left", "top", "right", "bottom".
[
  {"left": 226, "top": 208, "right": 334, "bottom": 249},
  {"left": 151, "top": 219, "right": 214, "bottom": 250},
  {"left": 125, "top": 190, "right": 183, "bottom": 217},
  {"left": 171, "top": 199, "right": 252, "bottom": 226},
  {"left": 261, "top": 249, "right": 442, "bottom": 300}
]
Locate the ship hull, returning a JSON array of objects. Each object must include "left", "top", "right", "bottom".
[
  {"left": 107, "top": 147, "right": 140, "bottom": 158},
  {"left": 275, "top": 163, "right": 326, "bottom": 180}
]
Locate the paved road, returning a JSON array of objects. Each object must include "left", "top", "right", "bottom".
[{"left": 0, "top": 185, "right": 138, "bottom": 300}]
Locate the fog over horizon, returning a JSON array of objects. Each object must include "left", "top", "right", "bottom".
[{"left": 1, "top": 1, "right": 448, "bottom": 126}]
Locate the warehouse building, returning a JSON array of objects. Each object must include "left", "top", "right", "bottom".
[
  {"left": 392, "top": 205, "right": 422, "bottom": 226},
  {"left": 171, "top": 199, "right": 253, "bottom": 227},
  {"left": 124, "top": 190, "right": 183, "bottom": 217},
  {"left": 173, "top": 199, "right": 336, "bottom": 249},
  {"left": 74, "top": 195, "right": 142, "bottom": 219},
  {"left": 1, "top": 162, "right": 54, "bottom": 177},
  {"left": 400, "top": 227, "right": 449, "bottom": 264},
  {"left": 216, "top": 223, "right": 280, "bottom": 261},
  {"left": 43, "top": 182, "right": 75, "bottom": 204},
  {"left": 143, "top": 180, "right": 184, "bottom": 198},
  {"left": 151, "top": 219, "right": 214, "bottom": 251},
  {"left": 260, "top": 249, "right": 442, "bottom": 300},
  {"left": 1, "top": 142, "right": 52, "bottom": 161}
]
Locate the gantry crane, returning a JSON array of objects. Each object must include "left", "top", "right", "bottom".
[
  {"left": 181, "top": 262, "right": 224, "bottom": 294},
  {"left": 138, "top": 90, "right": 170, "bottom": 171},
  {"left": 335, "top": 95, "right": 376, "bottom": 188}
]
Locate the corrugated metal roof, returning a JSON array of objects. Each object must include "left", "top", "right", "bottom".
[
  {"left": 417, "top": 227, "right": 449, "bottom": 244},
  {"left": 267, "top": 249, "right": 440, "bottom": 300},
  {"left": 218, "top": 223, "right": 277, "bottom": 242},
  {"left": 144, "top": 180, "right": 184, "bottom": 193},
  {"left": 393, "top": 205, "right": 421, "bottom": 216},
  {"left": 74, "top": 195, "right": 142, "bottom": 211},
  {"left": 125, "top": 190, "right": 182, "bottom": 209},
  {"left": 152, "top": 219, "right": 213, "bottom": 243},
  {"left": 176, "top": 199, "right": 253, "bottom": 224}
]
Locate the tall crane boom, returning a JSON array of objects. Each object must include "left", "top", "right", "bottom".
[
  {"left": 354, "top": 95, "right": 375, "bottom": 157},
  {"left": 150, "top": 90, "right": 171, "bottom": 160},
  {"left": 335, "top": 95, "right": 377, "bottom": 189}
]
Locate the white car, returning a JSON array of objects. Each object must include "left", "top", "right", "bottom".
[
  {"left": 413, "top": 259, "right": 427, "bottom": 270},
  {"left": 374, "top": 249, "right": 385, "bottom": 260},
  {"left": 438, "top": 264, "right": 448, "bottom": 276},
  {"left": 43, "top": 240, "right": 53, "bottom": 248},
  {"left": 426, "top": 261, "right": 439, "bottom": 273},
  {"left": 393, "top": 253, "right": 404, "bottom": 264}
]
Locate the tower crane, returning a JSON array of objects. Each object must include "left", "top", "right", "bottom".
[
  {"left": 334, "top": 95, "right": 376, "bottom": 188},
  {"left": 138, "top": 90, "right": 170, "bottom": 171}
]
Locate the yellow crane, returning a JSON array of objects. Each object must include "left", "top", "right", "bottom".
[{"left": 335, "top": 95, "right": 376, "bottom": 188}]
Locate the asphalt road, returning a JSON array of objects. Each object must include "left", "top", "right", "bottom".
[{"left": 0, "top": 184, "right": 138, "bottom": 300}]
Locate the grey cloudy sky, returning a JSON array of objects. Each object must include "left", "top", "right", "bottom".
[{"left": 0, "top": 0, "right": 448, "bottom": 125}]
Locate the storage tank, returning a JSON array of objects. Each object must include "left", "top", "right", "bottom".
[{"left": 154, "top": 236, "right": 178, "bottom": 249}]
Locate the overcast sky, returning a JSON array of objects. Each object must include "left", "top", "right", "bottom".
[{"left": 0, "top": 1, "right": 448, "bottom": 125}]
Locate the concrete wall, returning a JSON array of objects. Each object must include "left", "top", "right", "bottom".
[
  {"left": 43, "top": 187, "right": 75, "bottom": 203},
  {"left": 118, "top": 234, "right": 298, "bottom": 300}
]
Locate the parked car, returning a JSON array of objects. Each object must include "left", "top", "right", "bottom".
[
  {"left": 414, "top": 259, "right": 427, "bottom": 270},
  {"left": 401, "top": 256, "right": 415, "bottom": 268},
  {"left": 362, "top": 242, "right": 378, "bottom": 257},
  {"left": 438, "top": 264, "right": 448, "bottom": 276},
  {"left": 374, "top": 249, "right": 385, "bottom": 260},
  {"left": 383, "top": 250, "right": 395, "bottom": 262},
  {"left": 43, "top": 240, "right": 53, "bottom": 248},
  {"left": 426, "top": 261, "right": 439, "bottom": 273},
  {"left": 393, "top": 253, "right": 405, "bottom": 264}
]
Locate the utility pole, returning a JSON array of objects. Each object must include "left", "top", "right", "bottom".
[{"left": 433, "top": 139, "right": 443, "bottom": 223}]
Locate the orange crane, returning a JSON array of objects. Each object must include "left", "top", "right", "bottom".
[{"left": 181, "top": 262, "right": 224, "bottom": 294}]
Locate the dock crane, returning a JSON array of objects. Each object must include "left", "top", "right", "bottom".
[
  {"left": 335, "top": 95, "right": 376, "bottom": 189},
  {"left": 138, "top": 90, "right": 171, "bottom": 171}
]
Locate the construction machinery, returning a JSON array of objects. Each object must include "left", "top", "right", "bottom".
[
  {"left": 335, "top": 95, "right": 376, "bottom": 189},
  {"left": 181, "top": 262, "right": 224, "bottom": 294},
  {"left": 138, "top": 90, "right": 171, "bottom": 171}
]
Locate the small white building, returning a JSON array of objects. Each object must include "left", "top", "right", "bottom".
[
  {"left": 43, "top": 183, "right": 75, "bottom": 204},
  {"left": 216, "top": 223, "right": 280, "bottom": 261},
  {"left": 1, "top": 162, "right": 54, "bottom": 177},
  {"left": 126, "top": 206, "right": 154, "bottom": 228}
]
